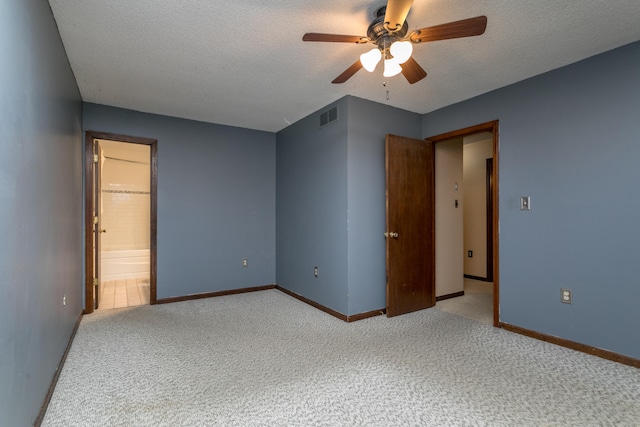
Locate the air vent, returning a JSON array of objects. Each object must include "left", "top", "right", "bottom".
[{"left": 320, "top": 106, "right": 338, "bottom": 127}]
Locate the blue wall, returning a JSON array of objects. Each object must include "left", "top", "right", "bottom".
[
  {"left": 276, "top": 96, "right": 421, "bottom": 316},
  {"left": 276, "top": 99, "right": 350, "bottom": 313},
  {"left": 346, "top": 97, "right": 422, "bottom": 315},
  {"left": 4, "top": 5, "right": 638, "bottom": 422},
  {"left": 0, "top": 0, "right": 83, "bottom": 425},
  {"left": 83, "top": 104, "right": 276, "bottom": 299},
  {"left": 422, "top": 40, "right": 640, "bottom": 359}
]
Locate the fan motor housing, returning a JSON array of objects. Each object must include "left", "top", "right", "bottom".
[{"left": 367, "top": 6, "right": 409, "bottom": 52}]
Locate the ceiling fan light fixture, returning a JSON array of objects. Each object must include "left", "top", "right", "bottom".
[
  {"left": 390, "top": 40, "right": 413, "bottom": 64},
  {"left": 302, "top": 3, "right": 487, "bottom": 85},
  {"left": 360, "top": 48, "right": 382, "bottom": 72},
  {"left": 383, "top": 58, "right": 402, "bottom": 77}
]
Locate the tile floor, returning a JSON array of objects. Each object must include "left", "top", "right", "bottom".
[{"left": 97, "top": 277, "right": 150, "bottom": 310}]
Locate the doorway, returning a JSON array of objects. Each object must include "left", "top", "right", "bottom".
[
  {"left": 428, "top": 121, "right": 499, "bottom": 326},
  {"left": 84, "top": 131, "right": 158, "bottom": 314}
]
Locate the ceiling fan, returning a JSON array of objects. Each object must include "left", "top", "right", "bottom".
[{"left": 302, "top": 0, "right": 487, "bottom": 84}]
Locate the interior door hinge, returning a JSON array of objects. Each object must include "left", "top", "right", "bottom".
[{"left": 93, "top": 139, "right": 99, "bottom": 163}]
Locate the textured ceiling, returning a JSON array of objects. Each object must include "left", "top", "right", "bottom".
[{"left": 48, "top": 0, "right": 640, "bottom": 133}]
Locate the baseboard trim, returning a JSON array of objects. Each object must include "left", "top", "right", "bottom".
[
  {"left": 436, "top": 291, "right": 465, "bottom": 301},
  {"left": 157, "top": 284, "right": 384, "bottom": 322},
  {"left": 35, "top": 311, "right": 83, "bottom": 426},
  {"left": 155, "top": 284, "right": 277, "bottom": 305},
  {"left": 275, "top": 286, "right": 384, "bottom": 322},
  {"left": 275, "top": 286, "right": 347, "bottom": 321},
  {"left": 500, "top": 322, "right": 640, "bottom": 369},
  {"left": 346, "top": 308, "right": 386, "bottom": 322},
  {"left": 464, "top": 274, "right": 491, "bottom": 282}
]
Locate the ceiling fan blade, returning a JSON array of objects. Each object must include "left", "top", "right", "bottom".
[
  {"left": 332, "top": 60, "right": 363, "bottom": 84},
  {"left": 410, "top": 16, "right": 487, "bottom": 43},
  {"left": 303, "top": 33, "right": 369, "bottom": 43},
  {"left": 400, "top": 57, "right": 427, "bottom": 84},
  {"left": 384, "top": 0, "right": 414, "bottom": 32}
]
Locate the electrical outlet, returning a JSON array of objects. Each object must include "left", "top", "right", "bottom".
[
  {"left": 561, "top": 288, "right": 572, "bottom": 304},
  {"left": 314, "top": 266, "right": 319, "bottom": 278},
  {"left": 242, "top": 259, "right": 248, "bottom": 267}
]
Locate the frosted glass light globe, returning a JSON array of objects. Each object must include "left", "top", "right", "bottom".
[
  {"left": 360, "top": 48, "right": 382, "bottom": 72},
  {"left": 390, "top": 41, "right": 413, "bottom": 64},
  {"left": 383, "top": 58, "right": 402, "bottom": 77}
]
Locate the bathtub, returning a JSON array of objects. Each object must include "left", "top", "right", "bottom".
[{"left": 100, "top": 249, "right": 150, "bottom": 281}]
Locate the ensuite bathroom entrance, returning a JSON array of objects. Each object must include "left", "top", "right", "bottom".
[
  {"left": 84, "top": 131, "right": 158, "bottom": 314},
  {"left": 96, "top": 139, "right": 150, "bottom": 310}
]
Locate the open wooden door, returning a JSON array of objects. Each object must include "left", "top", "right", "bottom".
[
  {"left": 385, "top": 134, "right": 435, "bottom": 317},
  {"left": 91, "top": 139, "right": 102, "bottom": 310}
]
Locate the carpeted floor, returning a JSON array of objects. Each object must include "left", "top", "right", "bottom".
[
  {"left": 43, "top": 289, "right": 640, "bottom": 426},
  {"left": 437, "top": 279, "right": 493, "bottom": 325}
]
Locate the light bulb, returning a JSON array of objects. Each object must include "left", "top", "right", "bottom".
[
  {"left": 390, "top": 41, "right": 413, "bottom": 64},
  {"left": 360, "top": 48, "right": 382, "bottom": 72},
  {"left": 383, "top": 58, "right": 402, "bottom": 77}
]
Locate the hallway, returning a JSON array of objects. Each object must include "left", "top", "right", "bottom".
[{"left": 436, "top": 278, "right": 493, "bottom": 325}]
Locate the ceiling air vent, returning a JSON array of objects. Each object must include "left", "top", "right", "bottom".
[{"left": 320, "top": 106, "right": 338, "bottom": 127}]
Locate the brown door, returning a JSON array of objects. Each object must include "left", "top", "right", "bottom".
[
  {"left": 385, "top": 134, "right": 435, "bottom": 317},
  {"left": 486, "top": 158, "right": 494, "bottom": 282},
  {"left": 92, "top": 139, "right": 102, "bottom": 310}
]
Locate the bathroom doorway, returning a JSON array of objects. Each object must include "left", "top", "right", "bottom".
[
  {"left": 84, "top": 131, "right": 157, "bottom": 313},
  {"left": 97, "top": 140, "right": 150, "bottom": 309}
]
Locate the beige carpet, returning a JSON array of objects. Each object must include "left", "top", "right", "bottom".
[
  {"left": 437, "top": 278, "right": 493, "bottom": 325},
  {"left": 43, "top": 289, "right": 640, "bottom": 426}
]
